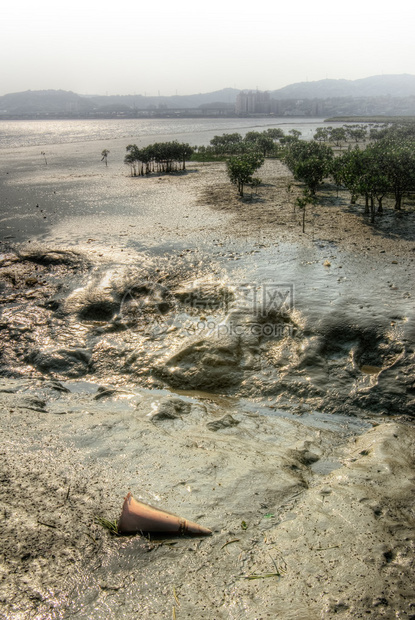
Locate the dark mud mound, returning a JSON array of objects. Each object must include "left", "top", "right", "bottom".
[
  {"left": 154, "top": 336, "right": 246, "bottom": 390},
  {"left": 137, "top": 395, "right": 193, "bottom": 421},
  {"left": 79, "top": 300, "right": 119, "bottom": 322},
  {"left": 0, "top": 248, "right": 90, "bottom": 377},
  {"left": 120, "top": 281, "right": 178, "bottom": 328},
  {"left": 16, "top": 248, "right": 85, "bottom": 268},
  {"left": 26, "top": 347, "right": 92, "bottom": 377},
  {"left": 262, "top": 317, "right": 414, "bottom": 417},
  {"left": 315, "top": 321, "right": 413, "bottom": 415}
]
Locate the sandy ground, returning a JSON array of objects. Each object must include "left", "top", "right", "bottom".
[{"left": 0, "top": 155, "right": 414, "bottom": 619}]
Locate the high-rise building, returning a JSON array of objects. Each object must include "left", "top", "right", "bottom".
[{"left": 235, "top": 90, "right": 271, "bottom": 114}]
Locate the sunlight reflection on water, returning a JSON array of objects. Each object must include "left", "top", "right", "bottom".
[{"left": 0, "top": 117, "right": 327, "bottom": 149}]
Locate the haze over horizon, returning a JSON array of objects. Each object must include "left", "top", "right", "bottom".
[{"left": 2, "top": 0, "right": 414, "bottom": 98}]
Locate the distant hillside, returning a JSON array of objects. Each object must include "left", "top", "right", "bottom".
[
  {"left": 271, "top": 74, "right": 415, "bottom": 99},
  {"left": 86, "top": 88, "right": 239, "bottom": 110},
  {"left": 0, "top": 88, "right": 240, "bottom": 117},
  {"left": 0, "top": 90, "right": 93, "bottom": 115}
]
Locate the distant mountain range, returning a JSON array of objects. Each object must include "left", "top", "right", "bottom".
[
  {"left": 0, "top": 75, "right": 414, "bottom": 118},
  {"left": 0, "top": 88, "right": 240, "bottom": 117},
  {"left": 85, "top": 88, "right": 238, "bottom": 110},
  {"left": 0, "top": 89, "right": 93, "bottom": 116},
  {"left": 270, "top": 74, "right": 415, "bottom": 99}
]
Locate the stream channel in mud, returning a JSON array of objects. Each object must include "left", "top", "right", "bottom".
[{"left": 0, "top": 119, "right": 414, "bottom": 619}]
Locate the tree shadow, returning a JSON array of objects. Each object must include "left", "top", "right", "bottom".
[
  {"left": 128, "top": 168, "right": 199, "bottom": 179},
  {"left": 240, "top": 192, "right": 267, "bottom": 204},
  {"left": 319, "top": 185, "right": 415, "bottom": 243}
]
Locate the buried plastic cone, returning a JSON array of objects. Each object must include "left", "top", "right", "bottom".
[{"left": 117, "top": 493, "right": 212, "bottom": 536}]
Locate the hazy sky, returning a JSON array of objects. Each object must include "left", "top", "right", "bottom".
[{"left": 1, "top": 0, "right": 414, "bottom": 96}]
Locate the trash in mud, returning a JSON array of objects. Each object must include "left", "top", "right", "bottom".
[{"left": 117, "top": 492, "right": 212, "bottom": 536}]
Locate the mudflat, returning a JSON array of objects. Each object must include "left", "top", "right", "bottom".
[{"left": 0, "top": 148, "right": 414, "bottom": 618}]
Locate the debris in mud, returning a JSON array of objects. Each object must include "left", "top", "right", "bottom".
[
  {"left": 16, "top": 247, "right": 87, "bottom": 269},
  {"left": 117, "top": 493, "right": 212, "bottom": 536}
]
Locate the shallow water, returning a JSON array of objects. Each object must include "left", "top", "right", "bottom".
[{"left": 0, "top": 117, "right": 326, "bottom": 149}]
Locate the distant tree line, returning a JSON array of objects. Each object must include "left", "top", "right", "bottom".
[
  {"left": 124, "top": 141, "right": 194, "bottom": 175},
  {"left": 193, "top": 128, "right": 284, "bottom": 161},
  {"left": 313, "top": 124, "right": 368, "bottom": 147}
]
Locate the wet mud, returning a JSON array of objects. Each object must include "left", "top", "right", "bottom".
[
  {"left": 1, "top": 242, "right": 413, "bottom": 418},
  {"left": 0, "top": 382, "right": 414, "bottom": 619},
  {"left": 0, "top": 152, "right": 414, "bottom": 618}
]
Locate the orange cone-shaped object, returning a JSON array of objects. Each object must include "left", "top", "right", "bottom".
[{"left": 117, "top": 493, "right": 212, "bottom": 536}]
